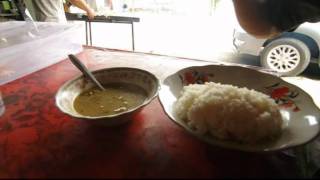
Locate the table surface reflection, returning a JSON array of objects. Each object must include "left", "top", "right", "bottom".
[{"left": 0, "top": 47, "right": 299, "bottom": 178}]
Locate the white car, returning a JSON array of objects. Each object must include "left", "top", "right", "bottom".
[{"left": 233, "top": 22, "right": 320, "bottom": 76}]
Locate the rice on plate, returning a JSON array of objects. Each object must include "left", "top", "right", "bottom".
[{"left": 173, "top": 82, "right": 283, "bottom": 144}]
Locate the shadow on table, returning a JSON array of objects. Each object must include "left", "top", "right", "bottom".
[{"left": 204, "top": 145, "right": 299, "bottom": 178}]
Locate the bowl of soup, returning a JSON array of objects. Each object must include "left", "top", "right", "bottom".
[{"left": 55, "top": 67, "right": 160, "bottom": 126}]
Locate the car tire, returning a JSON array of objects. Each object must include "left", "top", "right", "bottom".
[{"left": 260, "top": 38, "right": 310, "bottom": 76}]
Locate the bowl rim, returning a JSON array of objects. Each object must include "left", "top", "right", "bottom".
[{"left": 55, "top": 67, "right": 160, "bottom": 119}]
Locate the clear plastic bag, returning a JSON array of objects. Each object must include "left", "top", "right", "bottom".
[{"left": 0, "top": 21, "right": 83, "bottom": 85}]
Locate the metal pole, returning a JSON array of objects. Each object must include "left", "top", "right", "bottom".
[
  {"left": 85, "top": 21, "right": 88, "bottom": 45},
  {"left": 89, "top": 21, "right": 92, "bottom": 46},
  {"left": 131, "top": 22, "right": 135, "bottom": 51}
]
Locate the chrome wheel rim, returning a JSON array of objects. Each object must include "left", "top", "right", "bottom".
[{"left": 266, "top": 45, "right": 301, "bottom": 72}]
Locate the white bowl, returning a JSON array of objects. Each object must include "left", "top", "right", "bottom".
[
  {"left": 158, "top": 64, "right": 320, "bottom": 152},
  {"left": 56, "top": 67, "right": 160, "bottom": 126}
]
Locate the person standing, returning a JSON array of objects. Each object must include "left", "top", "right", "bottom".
[{"left": 27, "top": 0, "right": 96, "bottom": 23}]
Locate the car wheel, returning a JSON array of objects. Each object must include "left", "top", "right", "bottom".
[{"left": 260, "top": 38, "right": 310, "bottom": 76}]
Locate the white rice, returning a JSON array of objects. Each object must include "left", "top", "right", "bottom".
[{"left": 173, "top": 82, "right": 283, "bottom": 144}]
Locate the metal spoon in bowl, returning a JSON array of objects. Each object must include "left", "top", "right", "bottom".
[{"left": 68, "top": 54, "right": 106, "bottom": 91}]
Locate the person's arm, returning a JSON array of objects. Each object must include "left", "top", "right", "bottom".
[
  {"left": 68, "top": 0, "right": 96, "bottom": 20},
  {"left": 107, "top": 0, "right": 113, "bottom": 10}
]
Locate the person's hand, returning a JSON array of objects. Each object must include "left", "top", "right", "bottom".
[{"left": 86, "top": 8, "right": 96, "bottom": 20}]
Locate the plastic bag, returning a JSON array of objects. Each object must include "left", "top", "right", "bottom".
[{"left": 0, "top": 21, "right": 83, "bottom": 85}]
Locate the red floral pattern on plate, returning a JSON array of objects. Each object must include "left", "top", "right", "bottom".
[
  {"left": 265, "top": 83, "right": 300, "bottom": 112},
  {"left": 179, "top": 70, "right": 214, "bottom": 85}
]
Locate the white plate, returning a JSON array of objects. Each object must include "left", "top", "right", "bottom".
[{"left": 158, "top": 64, "right": 320, "bottom": 152}]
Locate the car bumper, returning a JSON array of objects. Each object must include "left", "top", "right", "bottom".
[{"left": 233, "top": 30, "right": 266, "bottom": 56}]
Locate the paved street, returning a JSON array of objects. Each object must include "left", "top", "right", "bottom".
[{"left": 76, "top": 1, "right": 237, "bottom": 60}]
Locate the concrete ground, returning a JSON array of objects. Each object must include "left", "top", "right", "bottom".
[{"left": 75, "top": 0, "right": 237, "bottom": 59}]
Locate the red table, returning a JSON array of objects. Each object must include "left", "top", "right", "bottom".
[{"left": 0, "top": 47, "right": 299, "bottom": 178}]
